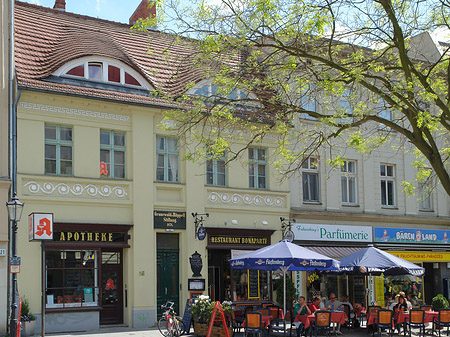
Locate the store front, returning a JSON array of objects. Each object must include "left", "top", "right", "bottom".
[
  {"left": 374, "top": 227, "right": 450, "bottom": 305},
  {"left": 44, "top": 223, "right": 131, "bottom": 331},
  {"left": 206, "top": 228, "right": 274, "bottom": 302},
  {"left": 291, "top": 223, "right": 372, "bottom": 305}
]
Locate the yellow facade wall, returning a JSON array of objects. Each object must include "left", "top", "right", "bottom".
[{"left": 15, "top": 90, "right": 289, "bottom": 331}]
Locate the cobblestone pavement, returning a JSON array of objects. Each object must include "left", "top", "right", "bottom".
[{"left": 33, "top": 325, "right": 430, "bottom": 337}]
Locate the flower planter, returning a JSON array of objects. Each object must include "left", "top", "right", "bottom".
[
  {"left": 194, "top": 322, "right": 209, "bottom": 336},
  {"left": 21, "top": 320, "right": 37, "bottom": 337}
]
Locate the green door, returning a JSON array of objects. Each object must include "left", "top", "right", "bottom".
[{"left": 157, "top": 234, "right": 179, "bottom": 318}]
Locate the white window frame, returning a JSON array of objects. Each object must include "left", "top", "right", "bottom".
[
  {"left": 341, "top": 160, "right": 358, "bottom": 205},
  {"left": 248, "top": 147, "right": 267, "bottom": 189},
  {"left": 156, "top": 136, "right": 179, "bottom": 183},
  {"left": 206, "top": 149, "right": 227, "bottom": 186},
  {"left": 380, "top": 163, "right": 396, "bottom": 207},
  {"left": 53, "top": 56, "right": 152, "bottom": 90},
  {"left": 302, "top": 157, "right": 320, "bottom": 203}
]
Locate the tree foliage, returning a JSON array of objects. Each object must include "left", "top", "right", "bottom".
[{"left": 139, "top": 0, "right": 450, "bottom": 196}]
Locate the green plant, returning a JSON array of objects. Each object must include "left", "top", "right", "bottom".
[
  {"left": 190, "top": 295, "right": 211, "bottom": 322},
  {"left": 20, "top": 298, "right": 36, "bottom": 322},
  {"left": 274, "top": 275, "right": 298, "bottom": 309},
  {"left": 432, "top": 294, "right": 449, "bottom": 311}
]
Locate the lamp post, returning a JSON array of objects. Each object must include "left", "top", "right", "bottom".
[{"left": 6, "top": 192, "right": 24, "bottom": 337}]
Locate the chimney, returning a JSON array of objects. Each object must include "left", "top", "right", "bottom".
[
  {"left": 129, "top": 0, "right": 156, "bottom": 26},
  {"left": 53, "top": 0, "right": 66, "bottom": 11}
]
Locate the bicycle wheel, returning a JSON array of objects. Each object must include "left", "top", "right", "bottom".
[
  {"left": 175, "top": 316, "right": 186, "bottom": 336},
  {"left": 158, "top": 317, "right": 170, "bottom": 337}
]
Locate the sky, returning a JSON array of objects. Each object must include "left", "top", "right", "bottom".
[{"left": 21, "top": 0, "right": 146, "bottom": 24}]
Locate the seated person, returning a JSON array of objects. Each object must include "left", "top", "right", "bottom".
[
  {"left": 308, "top": 297, "right": 322, "bottom": 314},
  {"left": 393, "top": 295, "right": 408, "bottom": 333},
  {"left": 294, "top": 296, "right": 311, "bottom": 337},
  {"left": 389, "top": 294, "right": 400, "bottom": 310},
  {"left": 340, "top": 295, "right": 353, "bottom": 311},
  {"left": 325, "top": 293, "right": 342, "bottom": 311}
]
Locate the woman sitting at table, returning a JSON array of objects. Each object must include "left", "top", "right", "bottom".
[
  {"left": 393, "top": 295, "right": 408, "bottom": 334},
  {"left": 294, "top": 296, "right": 311, "bottom": 337}
]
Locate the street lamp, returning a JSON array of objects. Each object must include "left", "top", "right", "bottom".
[
  {"left": 6, "top": 192, "right": 24, "bottom": 337},
  {"left": 280, "top": 217, "right": 295, "bottom": 241}
]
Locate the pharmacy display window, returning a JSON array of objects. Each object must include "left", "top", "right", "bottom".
[{"left": 46, "top": 249, "right": 99, "bottom": 308}]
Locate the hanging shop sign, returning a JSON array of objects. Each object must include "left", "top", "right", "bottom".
[
  {"left": 28, "top": 212, "right": 54, "bottom": 241},
  {"left": 154, "top": 210, "right": 186, "bottom": 229},
  {"left": 374, "top": 227, "right": 450, "bottom": 245},
  {"left": 53, "top": 231, "right": 127, "bottom": 243},
  {"left": 292, "top": 223, "right": 372, "bottom": 242}
]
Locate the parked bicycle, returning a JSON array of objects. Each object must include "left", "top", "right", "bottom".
[{"left": 158, "top": 301, "right": 186, "bottom": 337}]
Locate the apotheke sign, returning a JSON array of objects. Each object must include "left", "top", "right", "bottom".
[{"left": 292, "top": 223, "right": 372, "bottom": 242}]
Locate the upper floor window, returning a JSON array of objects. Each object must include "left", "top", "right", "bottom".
[
  {"left": 341, "top": 160, "right": 357, "bottom": 204},
  {"left": 156, "top": 136, "right": 179, "bottom": 182},
  {"left": 378, "top": 99, "right": 393, "bottom": 130},
  {"left": 302, "top": 157, "right": 319, "bottom": 202},
  {"left": 340, "top": 90, "right": 353, "bottom": 124},
  {"left": 192, "top": 83, "right": 248, "bottom": 100},
  {"left": 100, "top": 130, "right": 126, "bottom": 179},
  {"left": 380, "top": 164, "right": 395, "bottom": 207},
  {"left": 206, "top": 149, "right": 226, "bottom": 186},
  {"left": 418, "top": 182, "right": 433, "bottom": 211},
  {"left": 45, "top": 124, "right": 73, "bottom": 176},
  {"left": 248, "top": 148, "right": 267, "bottom": 189},
  {"left": 301, "top": 84, "right": 318, "bottom": 120},
  {"left": 55, "top": 57, "right": 152, "bottom": 89}
]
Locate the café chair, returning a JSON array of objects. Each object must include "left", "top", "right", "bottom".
[
  {"left": 408, "top": 309, "right": 425, "bottom": 337},
  {"left": 376, "top": 309, "right": 394, "bottom": 337},
  {"left": 231, "top": 310, "right": 244, "bottom": 335},
  {"left": 433, "top": 308, "right": 450, "bottom": 336},
  {"left": 268, "top": 315, "right": 287, "bottom": 337},
  {"left": 267, "top": 305, "right": 282, "bottom": 319},
  {"left": 257, "top": 308, "right": 270, "bottom": 316},
  {"left": 245, "top": 311, "right": 264, "bottom": 337},
  {"left": 420, "top": 305, "right": 433, "bottom": 312},
  {"left": 285, "top": 307, "right": 301, "bottom": 337},
  {"left": 354, "top": 302, "right": 366, "bottom": 326},
  {"left": 367, "top": 306, "right": 381, "bottom": 333},
  {"left": 341, "top": 304, "right": 353, "bottom": 329},
  {"left": 312, "top": 310, "right": 334, "bottom": 337}
]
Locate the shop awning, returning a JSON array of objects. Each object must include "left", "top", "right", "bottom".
[{"left": 306, "top": 246, "right": 363, "bottom": 259}]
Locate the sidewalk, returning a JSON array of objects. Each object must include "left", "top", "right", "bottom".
[{"left": 38, "top": 326, "right": 373, "bottom": 337}]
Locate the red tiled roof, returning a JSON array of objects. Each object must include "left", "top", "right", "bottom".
[{"left": 14, "top": 1, "right": 206, "bottom": 107}]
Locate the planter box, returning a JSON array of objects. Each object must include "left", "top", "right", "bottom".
[
  {"left": 21, "top": 320, "right": 37, "bottom": 337},
  {"left": 194, "top": 322, "right": 232, "bottom": 337}
]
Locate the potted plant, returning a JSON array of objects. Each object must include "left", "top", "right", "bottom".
[
  {"left": 20, "top": 298, "right": 37, "bottom": 337},
  {"left": 191, "top": 295, "right": 211, "bottom": 336},
  {"left": 432, "top": 294, "right": 449, "bottom": 311}
]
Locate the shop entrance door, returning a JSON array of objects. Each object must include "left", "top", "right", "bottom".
[
  {"left": 157, "top": 234, "right": 179, "bottom": 318},
  {"left": 100, "top": 250, "right": 123, "bottom": 325}
]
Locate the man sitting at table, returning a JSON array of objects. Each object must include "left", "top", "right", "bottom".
[
  {"left": 294, "top": 296, "right": 311, "bottom": 337},
  {"left": 325, "top": 293, "right": 342, "bottom": 311},
  {"left": 308, "top": 297, "right": 322, "bottom": 314}
]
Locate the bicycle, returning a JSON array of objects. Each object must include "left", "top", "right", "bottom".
[{"left": 158, "top": 301, "right": 186, "bottom": 337}]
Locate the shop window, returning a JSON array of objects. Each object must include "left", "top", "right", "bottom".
[
  {"left": 341, "top": 160, "right": 357, "bottom": 204},
  {"left": 100, "top": 130, "right": 126, "bottom": 179},
  {"left": 302, "top": 157, "right": 319, "bottom": 202},
  {"left": 45, "top": 124, "right": 73, "bottom": 176},
  {"left": 384, "top": 273, "right": 424, "bottom": 307},
  {"left": 231, "top": 269, "right": 270, "bottom": 301},
  {"left": 206, "top": 148, "right": 226, "bottom": 186},
  {"left": 46, "top": 250, "right": 99, "bottom": 308},
  {"left": 156, "top": 136, "right": 179, "bottom": 182},
  {"left": 380, "top": 164, "right": 395, "bottom": 207},
  {"left": 248, "top": 147, "right": 267, "bottom": 189}
]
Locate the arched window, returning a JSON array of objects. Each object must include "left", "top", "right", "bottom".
[{"left": 54, "top": 57, "right": 152, "bottom": 90}]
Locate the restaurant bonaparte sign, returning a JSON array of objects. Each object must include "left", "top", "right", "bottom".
[
  {"left": 208, "top": 235, "right": 269, "bottom": 246},
  {"left": 292, "top": 224, "right": 372, "bottom": 242}
]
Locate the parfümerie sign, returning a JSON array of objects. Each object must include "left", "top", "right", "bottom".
[{"left": 292, "top": 223, "right": 372, "bottom": 242}]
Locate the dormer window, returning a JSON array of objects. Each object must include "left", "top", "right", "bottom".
[{"left": 55, "top": 57, "right": 152, "bottom": 90}]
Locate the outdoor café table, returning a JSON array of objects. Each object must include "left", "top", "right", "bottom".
[
  {"left": 294, "top": 314, "right": 312, "bottom": 330},
  {"left": 306, "top": 311, "right": 348, "bottom": 327},
  {"left": 366, "top": 312, "right": 377, "bottom": 327},
  {"left": 396, "top": 310, "right": 439, "bottom": 335}
]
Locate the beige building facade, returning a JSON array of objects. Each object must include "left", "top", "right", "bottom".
[
  {"left": 13, "top": 1, "right": 289, "bottom": 333},
  {"left": 0, "top": 0, "right": 12, "bottom": 333}
]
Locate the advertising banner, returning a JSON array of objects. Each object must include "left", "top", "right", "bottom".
[
  {"left": 292, "top": 223, "right": 372, "bottom": 242},
  {"left": 374, "top": 227, "right": 450, "bottom": 245}
]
